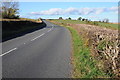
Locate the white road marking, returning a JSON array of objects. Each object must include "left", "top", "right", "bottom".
[
  {"left": 47, "top": 29, "right": 52, "bottom": 32},
  {"left": 0, "top": 48, "right": 17, "bottom": 57},
  {"left": 42, "top": 28, "right": 46, "bottom": 30},
  {"left": 31, "top": 26, "right": 54, "bottom": 40},
  {"left": 47, "top": 26, "right": 54, "bottom": 32},
  {"left": 0, "top": 26, "right": 54, "bottom": 57},
  {"left": 31, "top": 33, "right": 45, "bottom": 41}
]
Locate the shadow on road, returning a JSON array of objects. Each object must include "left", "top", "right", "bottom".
[{"left": 2, "top": 21, "right": 47, "bottom": 42}]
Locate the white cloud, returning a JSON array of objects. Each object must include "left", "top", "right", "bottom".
[
  {"left": 78, "top": 8, "right": 94, "bottom": 15},
  {"left": 89, "top": 16, "right": 99, "bottom": 18},
  {"left": 95, "top": 8, "right": 105, "bottom": 14},
  {"left": 109, "top": 6, "right": 118, "bottom": 11},
  {"left": 31, "top": 8, "right": 63, "bottom": 15},
  {"left": 64, "top": 7, "right": 78, "bottom": 15},
  {"left": 29, "top": 6, "right": 118, "bottom": 15}
]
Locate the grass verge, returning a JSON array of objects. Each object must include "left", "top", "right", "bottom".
[
  {"left": 67, "top": 26, "right": 109, "bottom": 78},
  {"left": 49, "top": 20, "right": 109, "bottom": 78}
]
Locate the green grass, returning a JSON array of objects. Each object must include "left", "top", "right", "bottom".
[
  {"left": 98, "top": 22, "right": 118, "bottom": 29},
  {"left": 50, "top": 19, "right": 118, "bottom": 30},
  {"left": 67, "top": 26, "right": 109, "bottom": 78}
]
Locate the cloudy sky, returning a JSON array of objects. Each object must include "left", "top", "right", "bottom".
[{"left": 19, "top": 2, "right": 118, "bottom": 22}]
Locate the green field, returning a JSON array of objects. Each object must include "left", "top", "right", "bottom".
[
  {"left": 98, "top": 22, "right": 118, "bottom": 29},
  {"left": 50, "top": 19, "right": 118, "bottom": 30}
]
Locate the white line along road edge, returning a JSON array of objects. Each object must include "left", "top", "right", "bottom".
[{"left": 0, "top": 48, "right": 17, "bottom": 57}]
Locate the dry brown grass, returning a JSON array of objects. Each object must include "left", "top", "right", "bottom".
[
  {"left": 68, "top": 24, "right": 119, "bottom": 78},
  {"left": 0, "top": 18, "right": 42, "bottom": 23},
  {"left": 49, "top": 19, "right": 120, "bottom": 78}
]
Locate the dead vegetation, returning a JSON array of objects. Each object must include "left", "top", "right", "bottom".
[
  {"left": 49, "top": 20, "right": 120, "bottom": 78},
  {"left": 67, "top": 23, "right": 119, "bottom": 78},
  {"left": 0, "top": 18, "right": 42, "bottom": 23}
]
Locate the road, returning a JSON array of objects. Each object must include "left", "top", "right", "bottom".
[{"left": 2, "top": 20, "right": 72, "bottom": 78}]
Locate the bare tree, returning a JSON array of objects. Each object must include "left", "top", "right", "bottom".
[{"left": 2, "top": 0, "right": 19, "bottom": 19}]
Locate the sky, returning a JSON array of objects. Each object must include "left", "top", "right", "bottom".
[
  {"left": 19, "top": 2, "right": 118, "bottom": 22},
  {"left": 13, "top": 0, "right": 119, "bottom": 2}
]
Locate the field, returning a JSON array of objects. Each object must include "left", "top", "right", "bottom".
[
  {"left": 49, "top": 19, "right": 118, "bottom": 30},
  {"left": 98, "top": 22, "right": 118, "bottom": 29}
]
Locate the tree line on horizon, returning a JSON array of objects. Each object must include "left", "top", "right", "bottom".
[{"left": 59, "top": 17, "right": 109, "bottom": 23}]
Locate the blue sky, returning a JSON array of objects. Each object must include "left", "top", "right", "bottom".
[
  {"left": 19, "top": 0, "right": 119, "bottom": 2},
  {"left": 19, "top": 2, "right": 118, "bottom": 22}
]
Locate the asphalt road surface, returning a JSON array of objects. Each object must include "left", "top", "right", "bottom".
[{"left": 2, "top": 20, "right": 72, "bottom": 78}]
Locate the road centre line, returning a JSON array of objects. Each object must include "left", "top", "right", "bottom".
[
  {"left": 31, "top": 33, "right": 45, "bottom": 41},
  {"left": 31, "top": 26, "right": 54, "bottom": 41},
  {"left": 1, "top": 48, "right": 17, "bottom": 57},
  {"left": 47, "top": 29, "right": 52, "bottom": 32},
  {"left": 1, "top": 27, "right": 54, "bottom": 56}
]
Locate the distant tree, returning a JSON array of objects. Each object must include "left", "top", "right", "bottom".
[
  {"left": 59, "top": 17, "right": 63, "bottom": 20},
  {"left": 85, "top": 19, "right": 88, "bottom": 21},
  {"left": 102, "top": 18, "right": 109, "bottom": 23},
  {"left": 2, "top": 0, "right": 19, "bottom": 19},
  {"left": 82, "top": 18, "right": 85, "bottom": 21},
  {"left": 68, "top": 17, "right": 71, "bottom": 20},
  {"left": 77, "top": 17, "right": 82, "bottom": 21}
]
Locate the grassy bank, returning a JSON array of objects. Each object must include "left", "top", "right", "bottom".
[
  {"left": 49, "top": 20, "right": 109, "bottom": 78},
  {"left": 49, "top": 19, "right": 118, "bottom": 30},
  {"left": 2, "top": 18, "right": 46, "bottom": 41},
  {"left": 67, "top": 27, "right": 108, "bottom": 78}
]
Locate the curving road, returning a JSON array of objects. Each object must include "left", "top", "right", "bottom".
[{"left": 2, "top": 20, "right": 72, "bottom": 78}]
